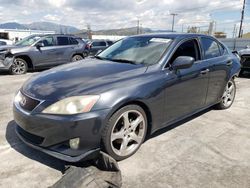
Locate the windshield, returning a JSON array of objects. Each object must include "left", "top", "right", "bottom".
[
  {"left": 15, "top": 35, "right": 41, "bottom": 46},
  {"left": 97, "top": 36, "right": 172, "bottom": 65}
]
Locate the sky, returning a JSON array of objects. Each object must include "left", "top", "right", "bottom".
[{"left": 0, "top": 0, "right": 249, "bottom": 37}]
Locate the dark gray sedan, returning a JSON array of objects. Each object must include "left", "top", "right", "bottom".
[{"left": 13, "top": 33, "right": 241, "bottom": 162}]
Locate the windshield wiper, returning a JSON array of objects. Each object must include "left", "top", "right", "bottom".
[{"left": 109, "top": 58, "right": 137, "bottom": 65}]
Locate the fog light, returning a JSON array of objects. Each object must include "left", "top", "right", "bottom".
[{"left": 69, "top": 138, "right": 80, "bottom": 149}]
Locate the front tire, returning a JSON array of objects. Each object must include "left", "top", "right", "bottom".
[
  {"left": 102, "top": 105, "right": 147, "bottom": 161},
  {"left": 10, "top": 58, "right": 28, "bottom": 75},
  {"left": 216, "top": 78, "right": 236, "bottom": 110}
]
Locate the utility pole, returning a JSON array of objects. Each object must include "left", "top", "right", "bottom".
[
  {"left": 232, "top": 24, "right": 236, "bottom": 38},
  {"left": 170, "top": 13, "right": 178, "bottom": 32},
  {"left": 238, "top": 0, "right": 246, "bottom": 38},
  {"left": 137, "top": 19, "right": 140, "bottom": 34},
  {"left": 87, "top": 24, "right": 92, "bottom": 40}
]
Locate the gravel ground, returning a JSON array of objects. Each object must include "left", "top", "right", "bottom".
[{"left": 0, "top": 70, "right": 250, "bottom": 188}]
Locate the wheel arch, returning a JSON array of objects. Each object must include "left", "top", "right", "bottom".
[
  {"left": 71, "top": 53, "right": 84, "bottom": 59},
  {"left": 15, "top": 55, "right": 33, "bottom": 69}
]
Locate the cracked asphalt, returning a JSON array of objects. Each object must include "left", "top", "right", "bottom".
[{"left": 0, "top": 70, "right": 250, "bottom": 188}]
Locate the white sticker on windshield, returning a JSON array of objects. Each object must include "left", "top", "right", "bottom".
[{"left": 150, "top": 38, "right": 171, "bottom": 43}]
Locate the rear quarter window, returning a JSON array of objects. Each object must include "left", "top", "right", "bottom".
[
  {"left": 69, "top": 37, "right": 78, "bottom": 45},
  {"left": 201, "top": 38, "right": 221, "bottom": 59}
]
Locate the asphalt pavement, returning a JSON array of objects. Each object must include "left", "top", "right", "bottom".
[{"left": 0, "top": 70, "right": 250, "bottom": 188}]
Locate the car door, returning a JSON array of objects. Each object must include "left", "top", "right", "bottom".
[
  {"left": 30, "top": 36, "right": 58, "bottom": 67},
  {"left": 163, "top": 38, "right": 210, "bottom": 124},
  {"left": 199, "top": 37, "right": 231, "bottom": 105},
  {"left": 54, "top": 36, "right": 72, "bottom": 64}
]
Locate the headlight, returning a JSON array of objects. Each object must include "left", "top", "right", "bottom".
[{"left": 42, "top": 95, "right": 100, "bottom": 115}]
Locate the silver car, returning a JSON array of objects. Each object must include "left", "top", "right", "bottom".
[{"left": 0, "top": 34, "right": 88, "bottom": 75}]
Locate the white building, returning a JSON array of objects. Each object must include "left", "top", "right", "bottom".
[
  {"left": 0, "top": 29, "right": 55, "bottom": 42},
  {"left": 92, "top": 35, "right": 126, "bottom": 41}
]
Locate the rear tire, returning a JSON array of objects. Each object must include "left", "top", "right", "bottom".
[
  {"left": 71, "top": 54, "right": 83, "bottom": 62},
  {"left": 215, "top": 78, "right": 236, "bottom": 110},
  {"left": 10, "top": 58, "right": 28, "bottom": 75},
  {"left": 101, "top": 105, "right": 147, "bottom": 161}
]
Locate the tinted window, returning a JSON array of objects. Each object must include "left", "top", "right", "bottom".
[
  {"left": 57, "top": 37, "right": 69, "bottom": 45},
  {"left": 69, "top": 37, "right": 78, "bottom": 45},
  {"left": 41, "top": 37, "right": 54, "bottom": 46},
  {"left": 170, "top": 39, "right": 200, "bottom": 64},
  {"left": 218, "top": 43, "right": 227, "bottom": 55},
  {"left": 201, "top": 38, "right": 221, "bottom": 59},
  {"left": 92, "top": 41, "right": 107, "bottom": 47},
  {"left": 0, "top": 41, "right": 6, "bottom": 45}
]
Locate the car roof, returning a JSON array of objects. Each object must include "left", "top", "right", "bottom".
[
  {"left": 41, "top": 34, "right": 80, "bottom": 38},
  {"left": 130, "top": 33, "right": 215, "bottom": 40}
]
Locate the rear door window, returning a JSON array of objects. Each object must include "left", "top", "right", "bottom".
[
  {"left": 57, "top": 37, "right": 69, "bottom": 45},
  {"left": 200, "top": 38, "right": 221, "bottom": 59}
]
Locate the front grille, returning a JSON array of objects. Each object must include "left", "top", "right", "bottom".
[
  {"left": 241, "top": 55, "right": 250, "bottom": 68},
  {"left": 19, "top": 92, "right": 40, "bottom": 112},
  {"left": 17, "top": 126, "right": 44, "bottom": 145}
]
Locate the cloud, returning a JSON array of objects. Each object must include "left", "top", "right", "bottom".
[
  {"left": 0, "top": 0, "right": 248, "bottom": 36},
  {"left": 44, "top": 14, "right": 62, "bottom": 22},
  {"left": 22, "top": 10, "right": 30, "bottom": 15}
]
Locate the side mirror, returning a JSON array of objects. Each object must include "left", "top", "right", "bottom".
[
  {"left": 172, "top": 56, "right": 195, "bottom": 70},
  {"left": 36, "top": 41, "right": 44, "bottom": 49}
]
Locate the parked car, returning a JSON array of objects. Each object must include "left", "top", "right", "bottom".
[
  {"left": 87, "top": 40, "right": 114, "bottom": 56},
  {"left": 0, "top": 39, "right": 13, "bottom": 46},
  {"left": 238, "top": 46, "right": 250, "bottom": 75},
  {"left": 14, "top": 33, "right": 241, "bottom": 162},
  {"left": 0, "top": 34, "right": 88, "bottom": 75}
]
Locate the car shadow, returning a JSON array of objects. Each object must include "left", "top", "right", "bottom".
[
  {"left": 5, "top": 120, "right": 68, "bottom": 173},
  {"left": 147, "top": 107, "right": 211, "bottom": 141}
]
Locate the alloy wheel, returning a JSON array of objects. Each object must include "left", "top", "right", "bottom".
[
  {"left": 222, "top": 80, "right": 235, "bottom": 108},
  {"left": 110, "top": 110, "right": 146, "bottom": 157},
  {"left": 12, "top": 59, "right": 26, "bottom": 74},
  {"left": 72, "top": 55, "right": 83, "bottom": 62}
]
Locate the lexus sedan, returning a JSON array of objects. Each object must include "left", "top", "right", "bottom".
[{"left": 13, "top": 34, "right": 241, "bottom": 162}]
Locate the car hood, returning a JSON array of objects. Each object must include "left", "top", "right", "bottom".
[
  {"left": 22, "top": 59, "right": 147, "bottom": 100},
  {"left": 0, "top": 45, "right": 29, "bottom": 53}
]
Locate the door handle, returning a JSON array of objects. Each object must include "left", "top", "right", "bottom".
[
  {"left": 227, "top": 61, "right": 233, "bottom": 66},
  {"left": 200, "top": 69, "right": 210, "bottom": 75}
]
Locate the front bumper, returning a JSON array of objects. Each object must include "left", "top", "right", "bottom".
[
  {"left": 13, "top": 101, "right": 110, "bottom": 162},
  {"left": 0, "top": 57, "right": 13, "bottom": 70}
]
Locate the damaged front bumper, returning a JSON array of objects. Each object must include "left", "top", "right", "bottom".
[{"left": 0, "top": 56, "right": 14, "bottom": 70}]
